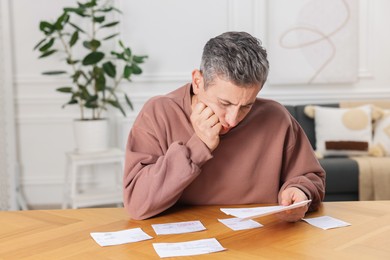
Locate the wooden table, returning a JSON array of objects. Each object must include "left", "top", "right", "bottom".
[{"left": 1, "top": 201, "right": 389, "bottom": 259}]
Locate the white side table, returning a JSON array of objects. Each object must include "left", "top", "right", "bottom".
[{"left": 62, "top": 148, "right": 125, "bottom": 209}]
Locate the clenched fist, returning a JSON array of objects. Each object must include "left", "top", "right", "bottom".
[{"left": 190, "top": 102, "right": 222, "bottom": 151}]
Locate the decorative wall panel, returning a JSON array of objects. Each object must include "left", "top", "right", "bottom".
[{"left": 268, "top": 0, "right": 359, "bottom": 85}]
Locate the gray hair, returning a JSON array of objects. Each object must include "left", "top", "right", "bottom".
[{"left": 200, "top": 31, "right": 269, "bottom": 88}]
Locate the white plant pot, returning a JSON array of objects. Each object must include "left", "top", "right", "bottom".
[{"left": 73, "top": 119, "right": 109, "bottom": 153}]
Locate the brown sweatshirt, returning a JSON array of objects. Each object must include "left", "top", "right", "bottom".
[{"left": 124, "top": 83, "right": 325, "bottom": 220}]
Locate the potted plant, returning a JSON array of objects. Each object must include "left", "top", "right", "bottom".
[{"left": 34, "top": 0, "right": 147, "bottom": 153}]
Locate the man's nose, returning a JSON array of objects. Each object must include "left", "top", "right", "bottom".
[{"left": 225, "top": 108, "right": 239, "bottom": 128}]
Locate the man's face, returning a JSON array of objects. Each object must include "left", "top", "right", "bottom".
[{"left": 192, "top": 70, "right": 261, "bottom": 135}]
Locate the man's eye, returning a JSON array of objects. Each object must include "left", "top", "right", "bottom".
[{"left": 241, "top": 105, "right": 252, "bottom": 110}]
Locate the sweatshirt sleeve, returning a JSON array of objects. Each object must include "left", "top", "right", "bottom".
[
  {"left": 278, "top": 118, "right": 326, "bottom": 211},
  {"left": 123, "top": 99, "right": 212, "bottom": 220}
]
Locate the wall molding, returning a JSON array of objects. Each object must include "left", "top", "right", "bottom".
[
  {"left": 358, "top": 0, "right": 374, "bottom": 78},
  {"left": 16, "top": 73, "right": 190, "bottom": 85},
  {"left": 16, "top": 86, "right": 390, "bottom": 105},
  {"left": 262, "top": 87, "right": 390, "bottom": 104}
]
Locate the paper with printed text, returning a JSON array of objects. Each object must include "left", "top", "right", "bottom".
[
  {"left": 152, "top": 238, "right": 226, "bottom": 258},
  {"left": 221, "top": 200, "right": 312, "bottom": 220},
  {"left": 302, "top": 216, "right": 351, "bottom": 230},
  {"left": 90, "top": 228, "right": 152, "bottom": 247},
  {"left": 152, "top": 220, "right": 206, "bottom": 235}
]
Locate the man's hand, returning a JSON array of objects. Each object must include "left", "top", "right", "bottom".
[
  {"left": 190, "top": 102, "right": 222, "bottom": 151},
  {"left": 276, "top": 187, "right": 309, "bottom": 222}
]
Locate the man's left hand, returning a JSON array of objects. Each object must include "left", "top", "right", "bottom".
[{"left": 276, "top": 187, "right": 309, "bottom": 222}]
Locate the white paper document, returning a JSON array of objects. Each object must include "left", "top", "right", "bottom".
[
  {"left": 218, "top": 217, "right": 263, "bottom": 231},
  {"left": 90, "top": 228, "right": 153, "bottom": 247},
  {"left": 152, "top": 220, "right": 206, "bottom": 235},
  {"left": 302, "top": 216, "right": 351, "bottom": 230},
  {"left": 153, "top": 238, "right": 226, "bottom": 258},
  {"left": 221, "top": 200, "right": 311, "bottom": 220}
]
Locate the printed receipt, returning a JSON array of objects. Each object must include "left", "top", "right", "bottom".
[
  {"left": 152, "top": 220, "right": 206, "bottom": 235},
  {"left": 153, "top": 238, "right": 226, "bottom": 258},
  {"left": 90, "top": 228, "right": 152, "bottom": 247},
  {"left": 302, "top": 216, "right": 351, "bottom": 230},
  {"left": 221, "top": 200, "right": 312, "bottom": 220},
  {"left": 218, "top": 217, "right": 263, "bottom": 231}
]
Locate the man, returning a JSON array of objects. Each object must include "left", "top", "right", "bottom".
[{"left": 123, "top": 31, "right": 325, "bottom": 221}]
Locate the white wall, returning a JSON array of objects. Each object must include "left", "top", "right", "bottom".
[{"left": 4, "top": 0, "right": 390, "bottom": 208}]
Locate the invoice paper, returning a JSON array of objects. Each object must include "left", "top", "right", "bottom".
[
  {"left": 302, "top": 216, "right": 351, "bottom": 230},
  {"left": 221, "top": 200, "right": 312, "bottom": 220},
  {"left": 90, "top": 228, "right": 152, "bottom": 247},
  {"left": 218, "top": 217, "right": 263, "bottom": 231},
  {"left": 152, "top": 220, "right": 206, "bottom": 235},
  {"left": 152, "top": 238, "right": 226, "bottom": 258}
]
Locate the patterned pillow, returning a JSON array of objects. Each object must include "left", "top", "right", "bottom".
[
  {"left": 372, "top": 110, "right": 390, "bottom": 156},
  {"left": 313, "top": 105, "right": 372, "bottom": 156}
]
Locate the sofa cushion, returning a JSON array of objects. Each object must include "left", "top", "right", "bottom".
[
  {"left": 295, "top": 104, "right": 338, "bottom": 149},
  {"left": 313, "top": 105, "right": 372, "bottom": 156},
  {"left": 372, "top": 110, "right": 390, "bottom": 156}
]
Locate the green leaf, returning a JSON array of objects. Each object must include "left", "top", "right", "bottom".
[
  {"left": 98, "top": 7, "right": 114, "bottom": 12},
  {"left": 124, "top": 47, "right": 131, "bottom": 58},
  {"left": 123, "top": 65, "right": 132, "bottom": 79},
  {"left": 106, "top": 99, "right": 126, "bottom": 116},
  {"left": 80, "top": 0, "right": 97, "bottom": 8},
  {"left": 83, "top": 41, "right": 90, "bottom": 49},
  {"left": 90, "top": 39, "right": 101, "bottom": 50},
  {"left": 93, "top": 16, "right": 105, "bottom": 23},
  {"left": 82, "top": 52, "right": 104, "bottom": 65},
  {"left": 103, "top": 33, "right": 119, "bottom": 41},
  {"left": 39, "top": 49, "right": 57, "bottom": 58},
  {"left": 119, "top": 40, "right": 125, "bottom": 49},
  {"left": 69, "top": 22, "right": 85, "bottom": 33},
  {"left": 63, "top": 7, "right": 86, "bottom": 17},
  {"left": 72, "top": 70, "right": 82, "bottom": 82},
  {"left": 133, "top": 55, "right": 148, "bottom": 64},
  {"left": 62, "top": 99, "right": 78, "bottom": 108},
  {"left": 54, "top": 12, "right": 69, "bottom": 30},
  {"left": 124, "top": 94, "right": 134, "bottom": 110},
  {"left": 93, "top": 66, "right": 103, "bottom": 74},
  {"left": 42, "top": 70, "right": 67, "bottom": 75},
  {"left": 69, "top": 31, "right": 79, "bottom": 47},
  {"left": 103, "top": 61, "right": 116, "bottom": 78},
  {"left": 63, "top": 7, "right": 83, "bottom": 12},
  {"left": 85, "top": 95, "right": 99, "bottom": 108},
  {"left": 39, "top": 21, "right": 54, "bottom": 35},
  {"left": 111, "top": 51, "right": 125, "bottom": 60},
  {"left": 38, "top": 38, "right": 55, "bottom": 52},
  {"left": 95, "top": 71, "right": 106, "bottom": 91},
  {"left": 33, "top": 39, "right": 46, "bottom": 50},
  {"left": 100, "top": 21, "right": 119, "bottom": 28},
  {"left": 131, "top": 64, "right": 142, "bottom": 75},
  {"left": 83, "top": 39, "right": 101, "bottom": 50},
  {"left": 112, "top": 7, "right": 122, "bottom": 14},
  {"left": 56, "top": 87, "right": 73, "bottom": 93},
  {"left": 79, "top": 86, "right": 91, "bottom": 100},
  {"left": 66, "top": 58, "right": 79, "bottom": 65}
]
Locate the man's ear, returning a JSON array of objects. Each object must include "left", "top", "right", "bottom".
[{"left": 191, "top": 69, "right": 204, "bottom": 95}]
